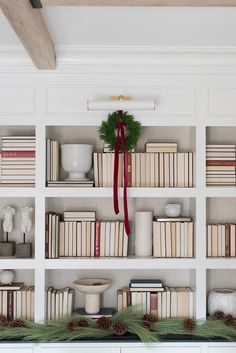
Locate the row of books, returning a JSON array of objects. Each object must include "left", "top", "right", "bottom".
[
  {"left": 153, "top": 218, "right": 194, "bottom": 258},
  {"left": 117, "top": 279, "right": 194, "bottom": 318},
  {"left": 46, "top": 287, "right": 74, "bottom": 321},
  {"left": 0, "top": 136, "right": 35, "bottom": 187},
  {"left": 0, "top": 282, "right": 34, "bottom": 321},
  {"left": 93, "top": 152, "right": 194, "bottom": 188},
  {"left": 207, "top": 224, "right": 236, "bottom": 257},
  {"left": 206, "top": 145, "right": 236, "bottom": 186},
  {"left": 45, "top": 211, "right": 128, "bottom": 258}
]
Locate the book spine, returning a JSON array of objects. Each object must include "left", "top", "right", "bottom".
[
  {"left": 45, "top": 214, "right": 49, "bottom": 259},
  {"left": 127, "top": 152, "right": 132, "bottom": 187},
  {"left": 95, "top": 221, "right": 101, "bottom": 257},
  {"left": 7, "top": 291, "right": 14, "bottom": 321},
  {"left": 206, "top": 160, "right": 236, "bottom": 166},
  {"left": 2, "top": 151, "right": 35, "bottom": 158},
  {"left": 226, "top": 224, "right": 230, "bottom": 257}
]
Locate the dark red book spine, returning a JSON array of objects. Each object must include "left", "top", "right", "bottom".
[
  {"left": 2, "top": 151, "right": 35, "bottom": 158},
  {"left": 94, "top": 221, "right": 100, "bottom": 257},
  {"left": 226, "top": 224, "right": 230, "bottom": 257},
  {"left": 7, "top": 291, "right": 14, "bottom": 321},
  {"left": 206, "top": 160, "right": 236, "bottom": 166},
  {"left": 127, "top": 152, "right": 132, "bottom": 187},
  {"left": 45, "top": 213, "right": 49, "bottom": 259}
]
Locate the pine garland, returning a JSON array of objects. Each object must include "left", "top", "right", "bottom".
[{"left": 0, "top": 308, "right": 235, "bottom": 343}]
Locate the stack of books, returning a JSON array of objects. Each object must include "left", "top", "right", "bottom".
[
  {"left": 0, "top": 135, "right": 35, "bottom": 187},
  {"left": 45, "top": 211, "right": 129, "bottom": 258},
  {"left": 46, "top": 287, "right": 74, "bottom": 321},
  {"left": 207, "top": 223, "right": 236, "bottom": 257},
  {"left": 206, "top": 144, "right": 236, "bottom": 186},
  {"left": 153, "top": 218, "right": 194, "bottom": 258},
  {"left": 93, "top": 145, "right": 194, "bottom": 188},
  {"left": 117, "top": 279, "right": 194, "bottom": 318},
  {"left": 0, "top": 282, "right": 34, "bottom": 321}
]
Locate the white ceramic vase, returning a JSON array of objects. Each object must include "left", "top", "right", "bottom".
[
  {"left": 73, "top": 278, "right": 112, "bottom": 314},
  {"left": 61, "top": 144, "right": 93, "bottom": 181},
  {"left": 135, "top": 211, "right": 153, "bottom": 257},
  {"left": 165, "top": 203, "right": 182, "bottom": 218}
]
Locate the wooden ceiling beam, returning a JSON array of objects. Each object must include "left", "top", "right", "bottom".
[
  {"left": 0, "top": 0, "right": 56, "bottom": 69},
  {"left": 41, "top": 0, "right": 236, "bottom": 6}
]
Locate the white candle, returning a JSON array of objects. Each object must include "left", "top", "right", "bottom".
[{"left": 135, "top": 211, "right": 153, "bottom": 257}]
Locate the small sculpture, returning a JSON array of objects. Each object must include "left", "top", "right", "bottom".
[
  {"left": 20, "top": 207, "right": 33, "bottom": 244},
  {"left": 0, "top": 270, "right": 15, "bottom": 285},
  {"left": 2, "top": 206, "right": 15, "bottom": 240}
]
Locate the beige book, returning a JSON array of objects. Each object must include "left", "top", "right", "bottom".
[
  {"left": 46, "top": 287, "right": 53, "bottom": 321},
  {"left": 118, "top": 222, "right": 124, "bottom": 257},
  {"left": 164, "top": 153, "right": 170, "bottom": 187},
  {"left": 76, "top": 222, "right": 82, "bottom": 257},
  {"left": 55, "top": 290, "right": 60, "bottom": 320},
  {"left": 159, "top": 153, "right": 164, "bottom": 187},
  {"left": 131, "top": 152, "right": 136, "bottom": 187},
  {"left": 171, "top": 222, "right": 176, "bottom": 258},
  {"left": 146, "top": 152, "right": 151, "bottom": 187},
  {"left": 154, "top": 153, "right": 159, "bottom": 187},
  {"left": 26, "top": 287, "right": 33, "bottom": 320},
  {"left": 59, "top": 222, "right": 65, "bottom": 257},
  {"left": 178, "top": 288, "right": 189, "bottom": 318},
  {"left": 161, "top": 291, "right": 167, "bottom": 318},
  {"left": 30, "top": 287, "right": 35, "bottom": 321},
  {"left": 184, "top": 222, "right": 188, "bottom": 258},
  {"left": 217, "top": 224, "right": 222, "bottom": 257},
  {"left": 117, "top": 290, "right": 123, "bottom": 311},
  {"left": 86, "top": 221, "right": 91, "bottom": 257},
  {"left": 115, "top": 221, "right": 120, "bottom": 257},
  {"left": 177, "top": 153, "right": 185, "bottom": 187},
  {"left": 122, "top": 287, "right": 129, "bottom": 309},
  {"left": 207, "top": 225, "right": 212, "bottom": 257},
  {"left": 21, "top": 287, "right": 27, "bottom": 320},
  {"left": 169, "top": 153, "right": 174, "bottom": 187},
  {"left": 211, "top": 224, "right": 218, "bottom": 257},
  {"left": 63, "top": 288, "right": 70, "bottom": 317},
  {"left": 90, "top": 222, "right": 95, "bottom": 257},
  {"left": 165, "top": 287, "right": 171, "bottom": 318},
  {"left": 157, "top": 292, "right": 162, "bottom": 318},
  {"left": 100, "top": 221, "right": 106, "bottom": 257},
  {"left": 136, "top": 292, "right": 142, "bottom": 309},
  {"left": 2, "top": 169, "right": 35, "bottom": 175},
  {"left": 150, "top": 153, "right": 155, "bottom": 187},
  {"left": 165, "top": 222, "right": 171, "bottom": 257},
  {"left": 93, "top": 153, "right": 99, "bottom": 187},
  {"left": 105, "top": 221, "right": 110, "bottom": 257},
  {"left": 180, "top": 223, "right": 185, "bottom": 258},
  {"left": 131, "top": 292, "right": 137, "bottom": 307},
  {"left": 187, "top": 288, "right": 194, "bottom": 318},
  {"left": 140, "top": 153, "right": 146, "bottom": 187},
  {"left": 160, "top": 222, "right": 166, "bottom": 257},
  {"left": 188, "top": 222, "right": 194, "bottom": 258},
  {"left": 188, "top": 152, "right": 193, "bottom": 187},
  {"left": 102, "top": 153, "right": 107, "bottom": 187},
  {"left": 64, "top": 211, "right": 96, "bottom": 219},
  {"left": 107, "top": 153, "right": 112, "bottom": 187},
  {"left": 176, "top": 222, "right": 181, "bottom": 257},
  {"left": 17, "top": 290, "right": 22, "bottom": 319},
  {"left": 72, "top": 221, "right": 77, "bottom": 257},
  {"left": 98, "top": 153, "right": 103, "bottom": 187},
  {"left": 230, "top": 224, "right": 236, "bottom": 257},
  {"left": 184, "top": 152, "right": 189, "bottom": 187},
  {"left": 2, "top": 291, "right": 7, "bottom": 317},
  {"left": 68, "top": 221, "right": 73, "bottom": 257},
  {"left": 64, "top": 221, "right": 69, "bottom": 257},
  {"left": 123, "top": 227, "right": 128, "bottom": 257},
  {"left": 109, "top": 221, "right": 115, "bottom": 257},
  {"left": 81, "top": 221, "right": 87, "bottom": 257},
  {"left": 170, "top": 287, "right": 178, "bottom": 318},
  {"left": 173, "top": 153, "right": 178, "bottom": 187},
  {"left": 153, "top": 221, "right": 161, "bottom": 257}
]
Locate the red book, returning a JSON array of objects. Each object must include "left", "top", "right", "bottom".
[
  {"left": 94, "top": 221, "right": 101, "bottom": 257},
  {"left": 7, "top": 291, "right": 14, "bottom": 321},
  {"left": 127, "top": 152, "right": 132, "bottom": 187},
  {"left": 226, "top": 224, "right": 230, "bottom": 257},
  {"left": 2, "top": 151, "right": 35, "bottom": 158},
  {"left": 150, "top": 293, "right": 158, "bottom": 316},
  {"left": 206, "top": 160, "right": 236, "bottom": 166},
  {"left": 45, "top": 213, "right": 49, "bottom": 259}
]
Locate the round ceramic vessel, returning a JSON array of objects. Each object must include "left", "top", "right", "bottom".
[{"left": 165, "top": 203, "right": 182, "bottom": 218}]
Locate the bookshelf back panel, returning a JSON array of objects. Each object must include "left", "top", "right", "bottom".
[
  {"left": 206, "top": 269, "right": 236, "bottom": 292},
  {"left": 207, "top": 198, "right": 236, "bottom": 224},
  {"left": 0, "top": 126, "right": 35, "bottom": 149},
  {"left": 206, "top": 127, "right": 236, "bottom": 145},
  {"left": 45, "top": 269, "right": 196, "bottom": 309},
  {"left": 8, "top": 269, "right": 35, "bottom": 286}
]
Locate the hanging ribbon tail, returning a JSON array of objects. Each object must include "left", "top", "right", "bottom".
[
  {"left": 113, "top": 126, "right": 120, "bottom": 215},
  {"left": 120, "top": 123, "right": 131, "bottom": 236}
]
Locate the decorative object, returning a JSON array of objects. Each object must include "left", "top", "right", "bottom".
[
  {"left": 208, "top": 289, "right": 236, "bottom": 316},
  {"left": 134, "top": 211, "right": 153, "bottom": 257},
  {"left": 0, "top": 307, "right": 236, "bottom": 343},
  {"left": 99, "top": 110, "right": 141, "bottom": 236},
  {"left": 165, "top": 203, "right": 182, "bottom": 218},
  {"left": 61, "top": 144, "right": 93, "bottom": 181},
  {"left": 0, "top": 270, "right": 15, "bottom": 285},
  {"left": 16, "top": 207, "right": 33, "bottom": 258},
  {"left": 73, "top": 278, "right": 112, "bottom": 314},
  {"left": 0, "top": 207, "right": 16, "bottom": 256}
]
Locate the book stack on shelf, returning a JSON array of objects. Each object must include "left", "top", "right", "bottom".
[
  {"left": 153, "top": 217, "right": 194, "bottom": 258},
  {"left": 93, "top": 142, "right": 194, "bottom": 188},
  {"left": 46, "top": 287, "right": 74, "bottom": 321},
  {"left": 46, "top": 138, "right": 93, "bottom": 187},
  {"left": 117, "top": 279, "right": 194, "bottom": 318},
  {"left": 206, "top": 144, "right": 236, "bottom": 186},
  {"left": 0, "top": 282, "right": 34, "bottom": 321},
  {"left": 45, "top": 211, "right": 128, "bottom": 258},
  {"left": 207, "top": 223, "right": 236, "bottom": 257},
  {"left": 0, "top": 136, "right": 35, "bottom": 187}
]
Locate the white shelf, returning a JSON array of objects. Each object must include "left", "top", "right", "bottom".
[
  {"left": 205, "top": 187, "right": 236, "bottom": 197},
  {"left": 0, "top": 187, "right": 35, "bottom": 197}
]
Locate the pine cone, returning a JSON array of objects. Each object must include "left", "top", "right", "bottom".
[
  {"left": 224, "top": 314, "right": 235, "bottom": 327},
  {"left": 0, "top": 315, "right": 8, "bottom": 327},
  {"left": 9, "top": 319, "right": 26, "bottom": 328},
  {"left": 112, "top": 321, "right": 127, "bottom": 336},
  {"left": 77, "top": 319, "right": 89, "bottom": 328},
  {"left": 67, "top": 320, "right": 79, "bottom": 332},
  {"left": 213, "top": 310, "right": 225, "bottom": 321},
  {"left": 183, "top": 318, "right": 196, "bottom": 332},
  {"left": 142, "top": 314, "right": 157, "bottom": 326},
  {"left": 97, "top": 316, "right": 112, "bottom": 330}
]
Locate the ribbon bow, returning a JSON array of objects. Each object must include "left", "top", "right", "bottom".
[{"left": 113, "top": 114, "right": 131, "bottom": 236}]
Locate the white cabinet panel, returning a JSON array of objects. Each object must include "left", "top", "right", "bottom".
[
  {"left": 209, "top": 347, "right": 236, "bottom": 353},
  {"left": 0, "top": 348, "right": 33, "bottom": 353},
  {"left": 122, "top": 347, "right": 200, "bottom": 353},
  {"left": 209, "top": 88, "right": 236, "bottom": 116},
  {"left": 39, "top": 347, "right": 119, "bottom": 353},
  {"left": 0, "top": 86, "right": 35, "bottom": 115},
  {"left": 46, "top": 86, "right": 195, "bottom": 116}
]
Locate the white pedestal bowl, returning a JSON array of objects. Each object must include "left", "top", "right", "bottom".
[
  {"left": 61, "top": 144, "right": 93, "bottom": 181},
  {"left": 73, "top": 278, "right": 112, "bottom": 314}
]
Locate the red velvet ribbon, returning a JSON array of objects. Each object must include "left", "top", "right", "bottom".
[{"left": 113, "top": 112, "right": 131, "bottom": 236}]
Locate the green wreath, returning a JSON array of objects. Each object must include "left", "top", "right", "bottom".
[{"left": 98, "top": 111, "right": 141, "bottom": 152}]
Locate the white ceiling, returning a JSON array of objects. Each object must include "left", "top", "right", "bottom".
[{"left": 1, "top": 6, "right": 236, "bottom": 47}]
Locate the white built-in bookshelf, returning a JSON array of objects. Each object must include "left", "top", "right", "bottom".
[{"left": 2, "top": 50, "right": 236, "bottom": 351}]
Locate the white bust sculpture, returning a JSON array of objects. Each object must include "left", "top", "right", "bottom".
[
  {"left": 21, "top": 207, "right": 33, "bottom": 234},
  {"left": 1, "top": 206, "right": 15, "bottom": 233}
]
